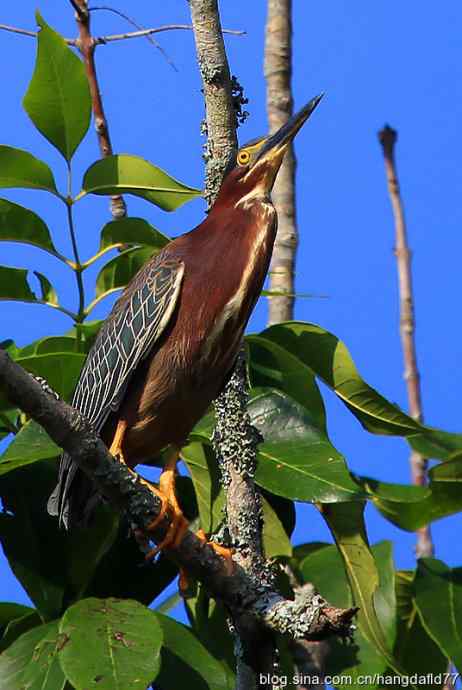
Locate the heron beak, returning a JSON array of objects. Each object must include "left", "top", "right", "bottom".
[{"left": 248, "top": 93, "right": 324, "bottom": 189}]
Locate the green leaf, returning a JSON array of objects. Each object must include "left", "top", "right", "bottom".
[
  {"left": 259, "top": 322, "right": 421, "bottom": 436},
  {"left": 0, "top": 621, "right": 66, "bottom": 690},
  {"left": 0, "top": 610, "right": 42, "bottom": 653},
  {"left": 256, "top": 440, "right": 363, "bottom": 504},
  {"left": 408, "top": 429, "right": 462, "bottom": 461},
  {"left": 320, "top": 503, "right": 400, "bottom": 674},
  {"left": 99, "top": 217, "right": 170, "bottom": 251},
  {"left": 94, "top": 246, "right": 156, "bottom": 302},
  {"left": 15, "top": 351, "right": 85, "bottom": 401},
  {"left": 360, "top": 471, "right": 462, "bottom": 531},
  {"left": 81, "top": 154, "right": 201, "bottom": 211},
  {"left": 392, "top": 570, "right": 447, "bottom": 682},
  {"left": 23, "top": 12, "right": 91, "bottom": 160},
  {"left": 247, "top": 337, "right": 326, "bottom": 432},
  {"left": 155, "top": 612, "right": 232, "bottom": 690},
  {"left": 0, "top": 265, "right": 37, "bottom": 302},
  {"left": 0, "top": 420, "right": 60, "bottom": 475},
  {"left": 34, "top": 270, "right": 59, "bottom": 305},
  {"left": 181, "top": 441, "right": 224, "bottom": 534},
  {"left": 261, "top": 495, "right": 292, "bottom": 558},
  {"left": 0, "top": 146, "right": 58, "bottom": 194},
  {"left": 0, "top": 603, "right": 35, "bottom": 630},
  {"left": 0, "top": 198, "right": 57, "bottom": 254},
  {"left": 414, "top": 559, "right": 462, "bottom": 672},
  {"left": 58, "top": 598, "right": 163, "bottom": 690},
  {"left": 19, "top": 335, "right": 80, "bottom": 356},
  {"left": 0, "top": 461, "right": 68, "bottom": 620},
  {"left": 299, "top": 542, "right": 396, "bottom": 685}
]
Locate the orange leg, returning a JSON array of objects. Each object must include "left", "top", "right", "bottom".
[{"left": 144, "top": 447, "right": 189, "bottom": 559}]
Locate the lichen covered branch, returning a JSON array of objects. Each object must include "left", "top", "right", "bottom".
[{"left": 0, "top": 348, "right": 356, "bottom": 643}]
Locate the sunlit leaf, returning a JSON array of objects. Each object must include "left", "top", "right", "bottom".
[
  {"left": 99, "top": 217, "right": 170, "bottom": 251},
  {"left": 81, "top": 154, "right": 201, "bottom": 211},
  {"left": 34, "top": 270, "right": 59, "bottom": 305},
  {"left": 0, "top": 198, "right": 57, "bottom": 254},
  {"left": 15, "top": 351, "right": 85, "bottom": 402},
  {"left": 19, "top": 335, "right": 79, "bottom": 356},
  {"left": 0, "top": 146, "right": 58, "bottom": 195},
  {"left": 58, "top": 598, "right": 163, "bottom": 690},
  {"left": 320, "top": 503, "right": 403, "bottom": 676},
  {"left": 259, "top": 322, "right": 421, "bottom": 436},
  {"left": 23, "top": 12, "right": 91, "bottom": 160},
  {"left": 94, "top": 246, "right": 156, "bottom": 301},
  {"left": 0, "top": 420, "right": 60, "bottom": 475}
]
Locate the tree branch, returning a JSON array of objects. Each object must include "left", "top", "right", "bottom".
[
  {"left": 264, "top": 0, "right": 298, "bottom": 325},
  {"left": 0, "top": 22, "right": 244, "bottom": 45},
  {"left": 378, "top": 125, "right": 433, "bottom": 559},
  {"left": 71, "top": 0, "right": 126, "bottom": 220},
  {"left": 0, "top": 348, "right": 356, "bottom": 643}
]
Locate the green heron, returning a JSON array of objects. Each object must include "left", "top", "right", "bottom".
[{"left": 48, "top": 94, "right": 322, "bottom": 563}]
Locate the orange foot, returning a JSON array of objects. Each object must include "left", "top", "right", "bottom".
[
  {"left": 178, "top": 530, "right": 235, "bottom": 596},
  {"left": 143, "top": 467, "right": 189, "bottom": 561}
]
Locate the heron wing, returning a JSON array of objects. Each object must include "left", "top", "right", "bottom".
[{"left": 48, "top": 252, "right": 184, "bottom": 525}]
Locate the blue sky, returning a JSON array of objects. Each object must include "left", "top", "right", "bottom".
[{"left": 1, "top": 1, "right": 462, "bottom": 607}]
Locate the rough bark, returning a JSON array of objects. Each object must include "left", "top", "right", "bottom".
[
  {"left": 0, "top": 349, "right": 356, "bottom": 643},
  {"left": 378, "top": 125, "right": 433, "bottom": 559},
  {"left": 264, "top": 0, "right": 297, "bottom": 324}
]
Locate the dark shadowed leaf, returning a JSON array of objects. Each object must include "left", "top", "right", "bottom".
[
  {"left": 391, "top": 570, "right": 447, "bottom": 684},
  {"left": 0, "top": 610, "right": 42, "bottom": 653},
  {"left": 0, "top": 621, "right": 66, "bottom": 690},
  {"left": 246, "top": 387, "right": 362, "bottom": 503},
  {"left": 81, "top": 154, "right": 201, "bottom": 210},
  {"left": 414, "top": 559, "right": 462, "bottom": 672},
  {"left": 0, "top": 265, "right": 37, "bottom": 302},
  {"left": 23, "top": 12, "right": 91, "bottom": 160},
  {"left": 0, "top": 461, "right": 67, "bottom": 620},
  {"left": 94, "top": 246, "right": 156, "bottom": 301},
  {"left": 181, "top": 441, "right": 224, "bottom": 534},
  {"left": 0, "top": 603, "right": 35, "bottom": 629},
  {"left": 0, "top": 198, "right": 57, "bottom": 254},
  {"left": 99, "top": 217, "right": 170, "bottom": 252},
  {"left": 59, "top": 598, "right": 163, "bottom": 689},
  {"left": 0, "top": 420, "right": 60, "bottom": 475},
  {"left": 0, "top": 146, "right": 58, "bottom": 195},
  {"left": 261, "top": 495, "right": 292, "bottom": 558},
  {"left": 155, "top": 612, "right": 232, "bottom": 690}
]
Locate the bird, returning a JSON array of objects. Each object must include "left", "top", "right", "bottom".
[{"left": 48, "top": 94, "right": 323, "bottom": 564}]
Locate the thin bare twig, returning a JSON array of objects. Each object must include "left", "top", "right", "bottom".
[
  {"left": 378, "top": 125, "right": 434, "bottom": 559},
  {"left": 264, "top": 0, "right": 298, "bottom": 325},
  {"left": 72, "top": 0, "right": 127, "bottom": 220},
  {"left": 0, "top": 22, "right": 244, "bottom": 47}
]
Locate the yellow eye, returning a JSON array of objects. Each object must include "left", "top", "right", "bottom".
[{"left": 237, "top": 150, "right": 251, "bottom": 166}]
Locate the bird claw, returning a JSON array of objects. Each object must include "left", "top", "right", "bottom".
[{"left": 196, "top": 528, "right": 235, "bottom": 576}]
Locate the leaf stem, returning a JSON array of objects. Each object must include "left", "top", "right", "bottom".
[
  {"left": 80, "top": 244, "right": 123, "bottom": 270},
  {"left": 66, "top": 165, "right": 85, "bottom": 323},
  {"left": 84, "top": 288, "right": 121, "bottom": 317}
]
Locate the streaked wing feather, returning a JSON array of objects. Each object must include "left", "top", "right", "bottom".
[{"left": 48, "top": 253, "right": 184, "bottom": 525}]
